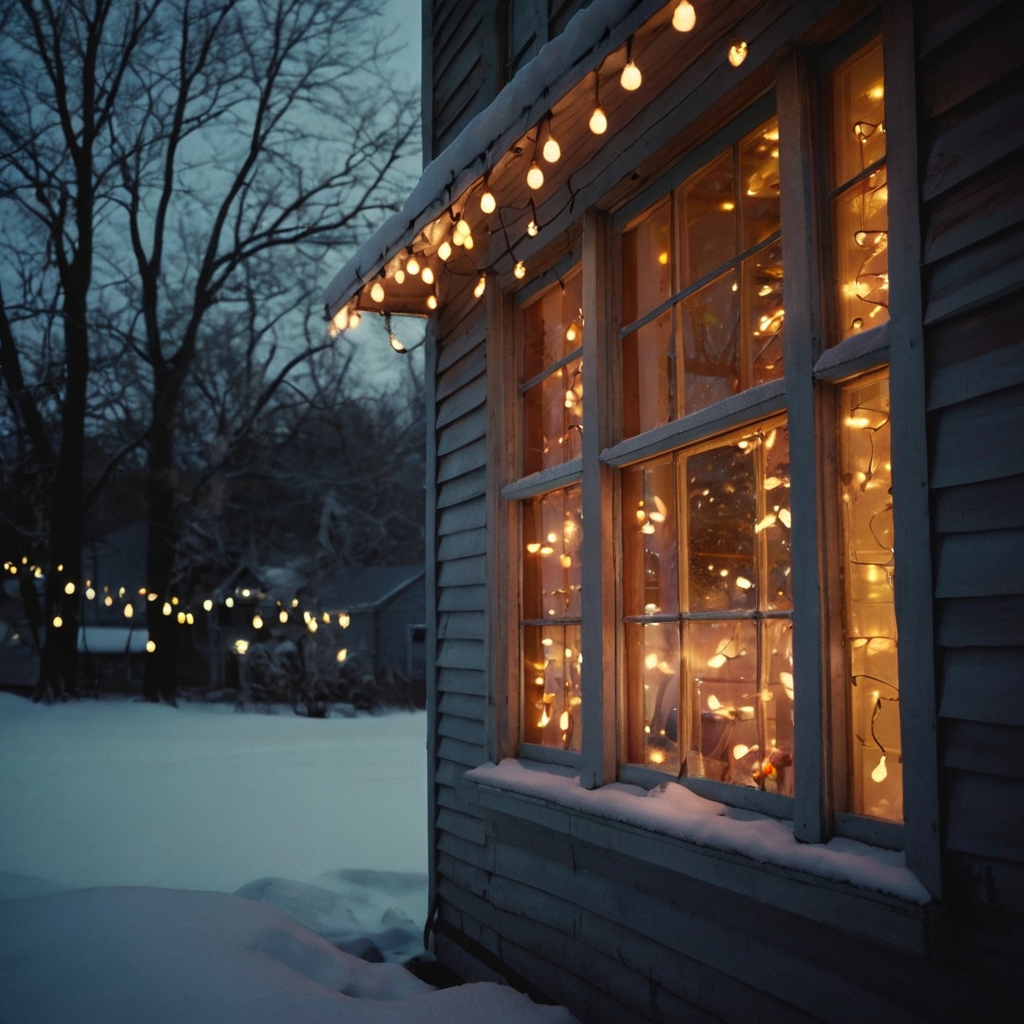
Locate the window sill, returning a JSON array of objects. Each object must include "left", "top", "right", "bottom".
[{"left": 459, "top": 758, "right": 943, "bottom": 956}]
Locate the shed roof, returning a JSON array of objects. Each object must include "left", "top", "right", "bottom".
[
  {"left": 318, "top": 565, "right": 425, "bottom": 612},
  {"left": 322, "top": 0, "right": 668, "bottom": 318}
]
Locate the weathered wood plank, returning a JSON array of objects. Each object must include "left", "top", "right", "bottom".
[
  {"left": 436, "top": 637, "right": 484, "bottom": 671},
  {"left": 437, "top": 406, "right": 487, "bottom": 458},
  {"left": 921, "top": 75, "right": 1024, "bottom": 203},
  {"left": 437, "top": 823, "right": 495, "bottom": 871},
  {"left": 438, "top": 689, "right": 486, "bottom": 721},
  {"left": 939, "top": 646, "right": 1024, "bottom": 726},
  {"left": 937, "top": 596, "right": 1024, "bottom": 648},
  {"left": 918, "top": 0, "right": 1002, "bottom": 58},
  {"left": 924, "top": 220, "right": 1024, "bottom": 325},
  {"left": 437, "top": 554, "right": 486, "bottom": 589},
  {"left": 438, "top": 527, "right": 486, "bottom": 561},
  {"left": 437, "top": 666, "right": 484, "bottom": 696},
  {"left": 437, "top": 610, "right": 485, "bottom": 642},
  {"left": 946, "top": 770, "right": 1024, "bottom": 862},
  {"left": 934, "top": 476, "right": 1024, "bottom": 535},
  {"left": 438, "top": 711, "right": 485, "bottom": 746},
  {"left": 436, "top": 321, "right": 485, "bottom": 374},
  {"left": 930, "top": 383, "right": 1024, "bottom": 488},
  {"left": 943, "top": 720, "right": 1024, "bottom": 779},
  {"left": 934, "top": 528, "right": 1024, "bottom": 598},
  {"left": 437, "top": 584, "right": 487, "bottom": 612},
  {"left": 437, "top": 467, "right": 487, "bottom": 509},
  {"left": 928, "top": 337, "right": 1024, "bottom": 412},
  {"left": 437, "top": 736, "right": 484, "bottom": 770},
  {"left": 436, "top": 342, "right": 486, "bottom": 403},
  {"left": 436, "top": 805, "right": 486, "bottom": 845},
  {"left": 437, "top": 497, "right": 486, "bottom": 536},
  {"left": 435, "top": 758, "right": 463, "bottom": 789},
  {"left": 436, "top": 375, "right": 486, "bottom": 432},
  {"left": 437, "top": 436, "right": 487, "bottom": 483}
]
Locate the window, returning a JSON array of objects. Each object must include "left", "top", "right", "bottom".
[{"left": 499, "top": 31, "right": 905, "bottom": 837}]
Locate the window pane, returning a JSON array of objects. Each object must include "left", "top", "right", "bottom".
[
  {"left": 679, "top": 152, "right": 735, "bottom": 287},
  {"left": 622, "top": 310, "right": 673, "bottom": 437},
  {"left": 522, "top": 486, "right": 583, "bottom": 622},
  {"left": 622, "top": 458, "right": 679, "bottom": 617},
  {"left": 763, "top": 424, "right": 793, "bottom": 611},
  {"left": 761, "top": 618, "right": 795, "bottom": 795},
  {"left": 745, "top": 240, "right": 785, "bottom": 387},
  {"left": 522, "top": 623, "right": 582, "bottom": 751},
  {"left": 740, "top": 116, "right": 781, "bottom": 250},
  {"left": 622, "top": 198, "right": 672, "bottom": 326},
  {"left": 523, "top": 357, "right": 583, "bottom": 473},
  {"left": 840, "top": 374, "right": 901, "bottom": 822},
  {"left": 686, "top": 437, "right": 756, "bottom": 613},
  {"left": 523, "top": 272, "right": 582, "bottom": 381},
  {"left": 832, "top": 40, "right": 886, "bottom": 189},
  {"left": 835, "top": 165, "right": 889, "bottom": 341},
  {"left": 626, "top": 621, "right": 681, "bottom": 773},
  {"left": 678, "top": 271, "right": 739, "bottom": 416}
]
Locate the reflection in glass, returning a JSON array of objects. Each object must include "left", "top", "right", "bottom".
[
  {"left": 679, "top": 152, "right": 734, "bottom": 286},
  {"left": 745, "top": 241, "right": 785, "bottom": 388},
  {"left": 522, "top": 623, "right": 582, "bottom": 751},
  {"left": 678, "top": 271, "right": 739, "bottom": 415},
  {"left": 622, "top": 458, "right": 679, "bottom": 617},
  {"left": 835, "top": 166, "right": 888, "bottom": 340},
  {"left": 622, "top": 198, "right": 672, "bottom": 325},
  {"left": 523, "top": 358, "right": 583, "bottom": 473},
  {"left": 841, "top": 374, "right": 901, "bottom": 822},
  {"left": 832, "top": 40, "right": 886, "bottom": 188},
  {"left": 622, "top": 310, "right": 673, "bottom": 436},
  {"left": 627, "top": 621, "right": 681, "bottom": 772},
  {"left": 523, "top": 271, "right": 582, "bottom": 379},
  {"left": 739, "top": 116, "right": 781, "bottom": 251},
  {"left": 522, "top": 486, "right": 582, "bottom": 621},
  {"left": 763, "top": 425, "right": 793, "bottom": 611}
]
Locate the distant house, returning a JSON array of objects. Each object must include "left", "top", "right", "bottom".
[
  {"left": 323, "top": 1, "right": 1023, "bottom": 1020},
  {"left": 318, "top": 565, "right": 426, "bottom": 681}
]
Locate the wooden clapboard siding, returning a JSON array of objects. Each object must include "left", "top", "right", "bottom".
[{"left": 920, "top": 0, "right": 1024, "bottom": 924}]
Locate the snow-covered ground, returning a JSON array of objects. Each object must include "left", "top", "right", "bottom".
[{"left": 0, "top": 692, "right": 578, "bottom": 1023}]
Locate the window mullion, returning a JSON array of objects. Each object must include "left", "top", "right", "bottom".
[
  {"left": 775, "top": 49, "right": 831, "bottom": 844},
  {"left": 580, "top": 209, "right": 617, "bottom": 788}
]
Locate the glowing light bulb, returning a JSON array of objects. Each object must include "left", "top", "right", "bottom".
[
  {"left": 559, "top": 710, "right": 570, "bottom": 731},
  {"left": 454, "top": 218, "right": 470, "bottom": 240},
  {"left": 672, "top": 1, "right": 696, "bottom": 32},
  {"left": 252, "top": 614, "right": 263, "bottom": 629},
  {"left": 527, "top": 162, "right": 544, "bottom": 190},
  {"left": 52, "top": 615, "right": 63, "bottom": 628},
  {"left": 336, "top": 648, "right": 348, "bottom": 663},
  {"left": 146, "top": 640, "right": 156, "bottom": 653},
  {"left": 542, "top": 136, "right": 561, "bottom": 163},
  {"left": 235, "top": 639, "right": 249, "bottom": 655},
  {"left": 308, "top": 618, "right": 318, "bottom": 633},
  {"left": 370, "top": 281, "right": 385, "bottom": 303},
  {"left": 732, "top": 744, "right": 750, "bottom": 761},
  {"left": 85, "top": 587, "right": 96, "bottom": 600},
  {"left": 526, "top": 543, "right": 541, "bottom": 553},
  {"left": 728, "top": 40, "right": 748, "bottom": 67},
  {"left": 480, "top": 190, "right": 496, "bottom": 214},
  {"left": 177, "top": 611, "right": 186, "bottom": 624},
  {"left": 708, "top": 654, "right": 727, "bottom": 668},
  {"left": 474, "top": 276, "right": 486, "bottom": 298},
  {"left": 778, "top": 508, "right": 791, "bottom": 528},
  {"left": 225, "top": 596, "right": 234, "bottom": 608},
  {"left": 538, "top": 708, "right": 551, "bottom": 728},
  {"left": 565, "top": 322, "right": 578, "bottom": 342},
  {"left": 63, "top": 581, "right": 75, "bottom": 595},
  {"left": 620, "top": 60, "right": 642, "bottom": 91},
  {"left": 389, "top": 334, "right": 407, "bottom": 353},
  {"left": 394, "top": 269, "right": 406, "bottom": 284},
  {"left": 406, "top": 256, "right": 420, "bottom": 277},
  {"left": 438, "top": 240, "right": 452, "bottom": 261},
  {"left": 871, "top": 754, "right": 888, "bottom": 783},
  {"left": 162, "top": 602, "right": 172, "bottom": 616},
  {"left": 349, "top": 311, "right": 361, "bottom": 328},
  {"left": 124, "top": 603, "right": 134, "bottom": 619},
  {"left": 279, "top": 609, "right": 289, "bottom": 623},
  {"left": 527, "top": 220, "right": 539, "bottom": 237},
  {"left": 427, "top": 294, "right": 438, "bottom": 310},
  {"left": 735, "top": 576, "right": 753, "bottom": 590},
  {"left": 421, "top": 266, "right": 435, "bottom": 285},
  {"left": 203, "top": 599, "right": 213, "bottom": 611},
  {"left": 589, "top": 105, "right": 608, "bottom": 134},
  {"left": 339, "top": 613, "right": 350, "bottom": 628},
  {"left": 514, "top": 260, "right": 526, "bottom": 279},
  {"left": 707, "top": 694, "right": 722, "bottom": 711},
  {"left": 462, "top": 232, "right": 474, "bottom": 250}
]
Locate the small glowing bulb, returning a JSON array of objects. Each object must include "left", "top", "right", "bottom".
[
  {"left": 454, "top": 218, "right": 470, "bottom": 240},
  {"left": 707, "top": 694, "right": 722, "bottom": 711},
  {"left": 421, "top": 266, "right": 435, "bottom": 285},
  {"left": 63, "top": 581, "right": 75, "bottom": 595},
  {"left": 394, "top": 269, "right": 406, "bottom": 284},
  {"left": 728, "top": 40, "right": 748, "bottom": 67},
  {"left": 672, "top": 1, "right": 696, "bottom": 32},
  {"left": 871, "top": 754, "right": 888, "bottom": 783},
  {"left": 657, "top": 251, "right": 669, "bottom": 265},
  {"left": 252, "top": 614, "right": 263, "bottom": 629},
  {"left": 438, "top": 240, "right": 452, "bottom": 261},
  {"left": 389, "top": 334, "right": 407, "bottom": 353},
  {"left": 589, "top": 105, "right": 608, "bottom": 134},
  {"left": 146, "top": 640, "right": 156, "bottom": 653},
  {"left": 308, "top": 618, "right": 318, "bottom": 633},
  {"left": 339, "top": 613, "right": 350, "bottom": 628},
  {"left": 162, "top": 602, "right": 172, "bottom": 616},
  {"left": 480, "top": 191, "right": 496, "bottom": 214},
  {"left": 526, "top": 161, "right": 544, "bottom": 190},
  {"left": 336, "top": 648, "right": 348, "bottom": 663},
  {"left": 732, "top": 744, "right": 750, "bottom": 761},
  {"left": 235, "top": 639, "right": 249, "bottom": 655},
  {"left": 542, "top": 136, "right": 561, "bottom": 163},
  {"left": 565, "top": 322, "right": 578, "bottom": 342},
  {"left": 620, "top": 60, "right": 642, "bottom": 91},
  {"left": 735, "top": 576, "right": 753, "bottom": 590},
  {"left": 406, "top": 256, "right": 420, "bottom": 276},
  {"left": 177, "top": 611, "right": 186, "bottom": 624},
  {"left": 225, "top": 596, "right": 234, "bottom": 608},
  {"left": 203, "top": 599, "right": 213, "bottom": 612},
  {"left": 85, "top": 587, "right": 96, "bottom": 600},
  {"left": 560, "top": 554, "right": 572, "bottom": 568},
  {"left": 427, "top": 294, "right": 438, "bottom": 310},
  {"left": 462, "top": 232, "right": 474, "bottom": 250},
  {"left": 526, "top": 543, "right": 541, "bottom": 553},
  {"left": 708, "top": 654, "right": 727, "bottom": 668},
  {"left": 474, "top": 275, "right": 486, "bottom": 299},
  {"left": 124, "top": 603, "right": 134, "bottom": 619},
  {"left": 559, "top": 710, "right": 570, "bottom": 731},
  {"left": 348, "top": 311, "right": 361, "bottom": 328},
  {"left": 527, "top": 220, "right": 539, "bottom": 237},
  {"left": 279, "top": 609, "right": 288, "bottom": 624},
  {"left": 52, "top": 615, "right": 63, "bottom": 628},
  {"left": 370, "top": 281, "right": 385, "bottom": 303},
  {"left": 514, "top": 260, "right": 526, "bottom": 279}
]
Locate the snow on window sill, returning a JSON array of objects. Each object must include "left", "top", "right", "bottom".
[{"left": 461, "top": 758, "right": 941, "bottom": 953}]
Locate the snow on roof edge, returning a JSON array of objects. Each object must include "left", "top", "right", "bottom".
[{"left": 322, "top": 0, "right": 667, "bottom": 317}]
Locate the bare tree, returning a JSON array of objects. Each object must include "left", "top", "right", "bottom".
[{"left": 0, "top": 0, "right": 419, "bottom": 701}]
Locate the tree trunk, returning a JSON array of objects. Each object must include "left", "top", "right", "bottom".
[{"left": 143, "top": 373, "right": 181, "bottom": 704}]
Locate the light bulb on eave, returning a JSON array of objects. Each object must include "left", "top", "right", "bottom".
[
  {"left": 370, "top": 281, "right": 385, "bottom": 303},
  {"left": 589, "top": 105, "right": 608, "bottom": 135},
  {"left": 672, "top": 1, "right": 696, "bottom": 32},
  {"left": 871, "top": 754, "right": 888, "bottom": 783},
  {"left": 514, "top": 260, "right": 526, "bottom": 280},
  {"left": 462, "top": 232, "right": 474, "bottom": 250},
  {"left": 406, "top": 255, "right": 420, "bottom": 276},
  {"left": 542, "top": 136, "right": 561, "bottom": 163},
  {"left": 473, "top": 275, "right": 487, "bottom": 299},
  {"left": 728, "top": 39, "right": 748, "bottom": 67},
  {"left": 348, "top": 311, "right": 361, "bottom": 328},
  {"left": 427, "top": 294, "right": 438, "bottom": 310},
  {"left": 421, "top": 266, "right": 435, "bottom": 285},
  {"left": 527, "top": 161, "right": 544, "bottom": 190},
  {"left": 389, "top": 334, "right": 406, "bottom": 353},
  {"left": 438, "top": 240, "right": 452, "bottom": 261},
  {"left": 527, "top": 219, "right": 539, "bottom": 237},
  {"left": 394, "top": 269, "right": 406, "bottom": 285},
  {"left": 620, "top": 60, "right": 642, "bottom": 91},
  {"left": 480, "top": 190, "right": 496, "bottom": 214}
]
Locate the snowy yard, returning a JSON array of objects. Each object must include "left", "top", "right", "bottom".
[{"left": 0, "top": 693, "right": 576, "bottom": 1023}]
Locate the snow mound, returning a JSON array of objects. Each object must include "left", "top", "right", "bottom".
[{"left": 0, "top": 887, "right": 579, "bottom": 1024}]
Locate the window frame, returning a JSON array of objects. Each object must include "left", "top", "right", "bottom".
[{"left": 483, "top": 9, "right": 940, "bottom": 897}]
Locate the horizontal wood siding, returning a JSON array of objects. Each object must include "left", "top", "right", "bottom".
[{"left": 920, "top": 0, "right": 1024, "bottom": 925}]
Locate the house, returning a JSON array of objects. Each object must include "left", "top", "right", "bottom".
[{"left": 324, "top": 1, "right": 1024, "bottom": 1019}]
